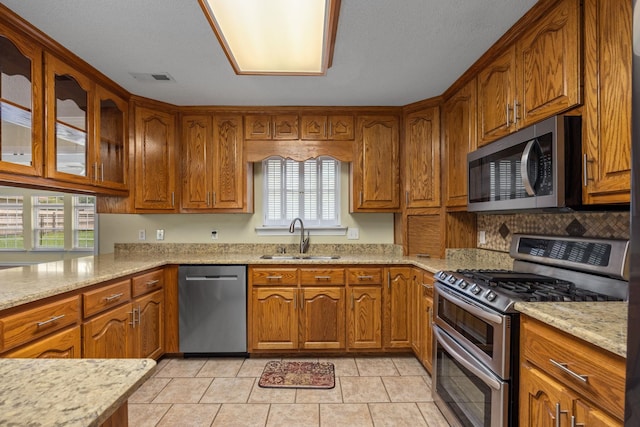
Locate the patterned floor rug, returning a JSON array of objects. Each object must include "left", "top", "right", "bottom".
[{"left": 258, "top": 361, "right": 335, "bottom": 389}]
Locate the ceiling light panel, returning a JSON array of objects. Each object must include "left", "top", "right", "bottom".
[{"left": 200, "top": 0, "right": 338, "bottom": 75}]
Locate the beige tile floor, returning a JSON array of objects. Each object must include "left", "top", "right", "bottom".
[{"left": 128, "top": 355, "right": 451, "bottom": 426}]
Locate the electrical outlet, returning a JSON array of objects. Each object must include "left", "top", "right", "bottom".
[
  {"left": 347, "top": 227, "right": 359, "bottom": 240},
  {"left": 156, "top": 229, "right": 164, "bottom": 240},
  {"left": 138, "top": 229, "right": 146, "bottom": 241},
  {"left": 479, "top": 230, "right": 486, "bottom": 244},
  {"left": 211, "top": 230, "right": 218, "bottom": 240}
]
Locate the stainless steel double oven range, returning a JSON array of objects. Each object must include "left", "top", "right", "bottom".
[{"left": 432, "top": 234, "right": 629, "bottom": 427}]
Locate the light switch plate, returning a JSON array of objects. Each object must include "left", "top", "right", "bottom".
[
  {"left": 138, "top": 229, "right": 146, "bottom": 241},
  {"left": 156, "top": 229, "right": 165, "bottom": 240},
  {"left": 347, "top": 227, "right": 359, "bottom": 240},
  {"left": 479, "top": 230, "right": 486, "bottom": 244}
]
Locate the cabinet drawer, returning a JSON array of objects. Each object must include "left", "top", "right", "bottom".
[
  {"left": 521, "top": 316, "right": 625, "bottom": 419},
  {"left": 83, "top": 279, "right": 132, "bottom": 318},
  {"left": 347, "top": 268, "right": 382, "bottom": 285},
  {"left": 251, "top": 268, "right": 298, "bottom": 286},
  {"left": 421, "top": 272, "right": 434, "bottom": 298},
  {"left": 0, "top": 295, "right": 80, "bottom": 353},
  {"left": 132, "top": 269, "right": 164, "bottom": 297},
  {"left": 300, "top": 268, "right": 344, "bottom": 286},
  {"left": 3, "top": 325, "right": 81, "bottom": 358}
]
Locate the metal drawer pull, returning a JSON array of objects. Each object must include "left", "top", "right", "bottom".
[
  {"left": 555, "top": 403, "right": 568, "bottom": 427},
  {"left": 357, "top": 275, "right": 373, "bottom": 280},
  {"left": 146, "top": 279, "right": 160, "bottom": 287},
  {"left": 266, "top": 275, "right": 282, "bottom": 280},
  {"left": 104, "top": 292, "right": 124, "bottom": 302},
  {"left": 314, "top": 276, "right": 332, "bottom": 280},
  {"left": 549, "top": 359, "right": 589, "bottom": 383},
  {"left": 421, "top": 282, "right": 433, "bottom": 289},
  {"left": 129, "top": 308, "right": 137, "bottom": 328},
  {"left": 36, "top": 314, "right": 65, "bottom": 328}
]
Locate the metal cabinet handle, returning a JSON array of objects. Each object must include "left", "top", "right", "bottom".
[
  {"left": 351, "top": 292, "right": 354, "bottom": 309},
  {"left": 513, "top": 99, "right": 521, "bottom": 125},
  {"left": 206, "top": 192, "right": 210, "bottom": 206},
  {"left": 137, "top": 304, "right": 142, "bottom": 325},
  {"left": 314, "top": 276, "right": 332, "bottom": 280},
  {"left": 359, "top": 191, "right": 363, "bottom": 206},
  {"left": 100, "top": 163, "right": 104, "bottom": 182},
  {"left": 421, "top": 282, "right": 433, "bottom": 289},
  {"left": 36, "top": 314, "right": 65, "bottom": 328},
  {"left": 549, "top": 359, "right": 588, "bottom": 383},
  {"left": 582, "top": 154, "right": 595, "bottom": 187},
  {"left": 171, "top": 192, "right": 175, "bottom": 207},
  {"left": 357, "top": 275, "right": 373, "bottom": 280},
  {"left": 266, "top": 275, "right": 283, "bottom": 280},
  {"left": 212, "top": 192, "right": 216, "bottom": 205},
  {"left": 93, "top": 163, "right": 99, "bottom": 181},
  {"left": 104, "top": 292, "right": 124, "bottom": 302},
  {"left": 555, "top": 403, "right": 568, "bottom": 427},
  {"left": 387, "top": 271, "right": 391, "bottom": 290},
  {"left": 146, "top": 279, "right": 160, "bottom": 287},
  {"left": 129, "top": 308, "right": 137, "bottom": 328},
  {"left": 506, "top": 103, "right": 511, "bottom": 126}
]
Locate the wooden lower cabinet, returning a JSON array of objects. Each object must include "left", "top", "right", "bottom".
[
  {"left": 519, "top": 315, "right": 624, "bottom": 426},
  {"left": 347, "top": 286, "right": 382, "bottom": 349},
  {"left": 3, "top": 326, "right": 81, "bottom": 358},
  {"left": 384, "top": 267, "right": 412, "bottom": 349},
  {"left": 410, "top": 269, "right": 434, "bottom": 373},
  {"left": 83, "top": 303, "right": 135, "bottom": 358},
  {"left": 135, "top": 289, "right": 164, "bottom": 359},
  {"left": 251, "top": 287, "right": 298, "bottom": 351},
  {"left": 299, "top": 287, "right": 345, "bottom": 350}
]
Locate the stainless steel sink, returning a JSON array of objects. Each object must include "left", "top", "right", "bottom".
[{"left": 259, "top": 255, "right": 340, "bottom": 260}]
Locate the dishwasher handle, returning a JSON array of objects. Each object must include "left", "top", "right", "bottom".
[{"left": 185, "top": 275, "right": 240, "bottom": 281}]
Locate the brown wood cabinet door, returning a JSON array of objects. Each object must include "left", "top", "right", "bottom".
[
  {"left": 3, "top": 326, "right": 81, "bottom": 358},
  {"left": 328, "top": 115, "right": 354, "bottom": 140},
  {"left": 574, "top": 399, "right": 622, "bottom": 427},
  {"left": 95, "top": 85, "right": 128, "bottom": 190},
  {"left": 301, "top": 115, "right": 328, "bottom": 140},
  {"left": 134, "top": 106, "right": 177, "bottom": 210},
  {"left": 181, "top": 115, "right": 213, "bottom": 209},
  {"left": 410, "top": 270, "right": 421, "bottom": 356},
  {"left": 299, "top": 287, "right": 345, "bottom": 350},
  {"left": 347, "top": 286, "right": 382, "bottom": 349},
  {"left": 405, "top": 107, "right": 440, "bottom": 208},
  {"left": 477, "top": 46, "right": 517, "bottom": 146},
  {"left": 516, "top": 0, "right": 581, "bottom": 128},
  {"left": 384, "top": 267, "right": 411, "bottom": 348},
  {"left": 244, "top": 115, "right": 271, "bottom": 140},
  {"left": 45, "top": 53, "right": 94, "bottom": 185},
  {"left": 420, "top": 275, "right": 434, "bottom": 373},
  {"left": 352, "top": 115, "right": 400, "bottom": 211},
  {"left": 212, "top": 115, "right": 245, "bottom": 209},
  {"left": 520, "top": 363, "right": 575, "bottom": 427},
  {"left": 582, "top": 0, "right": 632, "bottom": 204},
  {"left": 135, "top": 289, "right": 164, "bottom": 359},
  {"left": 0, "top": 25, "right": 44, "bottom": 177},
  {"left": 250, "top": 287, "right": 298, "bottom": 350},
  {"left": 83, "top": 303, "right": 134, "bottom": 358},
  {"left": 443, "top": 79, "right": 477, "bottom": 208},
  {"left": 273, "top": 115, "right": 299, "bottom": 140}
]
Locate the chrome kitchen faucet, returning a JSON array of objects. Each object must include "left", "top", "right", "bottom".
[{"left": 289, "top": 217, "right": 310, "bottom": 254}]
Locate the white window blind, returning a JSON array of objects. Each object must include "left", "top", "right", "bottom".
[
  {"left": 0, "top": 195, "right": 24, "bottom": 249},
  {"left": 263, "top": 156, "right": 340, "bottom": 227}
]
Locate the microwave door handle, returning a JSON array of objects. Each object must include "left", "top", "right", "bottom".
[
  {"left": 520, "top": 139, "right": 538, "bottom": 196},
  {"left": 435, "top": 327, "right": 502, "bottom": 390}
]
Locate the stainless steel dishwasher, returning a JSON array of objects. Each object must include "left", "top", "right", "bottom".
[{"left": 178, "top": 265, "right": 247, "bottom": 355}]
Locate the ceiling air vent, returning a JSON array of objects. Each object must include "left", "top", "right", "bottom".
[{"left": 129, "top": 72, "right": 176, "bottom": 82}]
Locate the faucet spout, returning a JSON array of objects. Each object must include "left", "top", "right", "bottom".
[{"left": 289, "top": 217, "right": 309, "bottom": 254}]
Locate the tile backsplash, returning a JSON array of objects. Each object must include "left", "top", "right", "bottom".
[{"left": 477, "top": 211, "right": 630, "bottom": 252}]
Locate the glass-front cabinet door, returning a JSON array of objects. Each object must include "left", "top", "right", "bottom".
[
  {"left": 95, "top": 85, "right": 127, "bottom": 190},
  {"left": 0, "top": 26, "right": 43, "bottom": 176},
  {"left": 45, "top": 52, "right": 94, "bottom": 185}
]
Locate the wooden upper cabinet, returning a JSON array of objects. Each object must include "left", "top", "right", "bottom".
[
  {"left": 516, "top": 0, "right": 581, "bottom": 128},
  {"left": 477, "top": 0, "right": 581, "bottom": 146},
  {"left": 0, "top": 26, "right": 44, "bottom": 177},
  {"left": 44, "top": 53, "right": 94, "bottom": 185},
  {"left": 404, "top": 106, "right": 440, "bottom": 208},
  {"left": 181, "top": 114, "right": 249, "bottom": 211},
  {"left": 244, "top": 114, "right": 299, "bottom": 140},
  {"left": 477, "top": 46, "right": 517, "bottom": 146},
  {"left": 351, "top": 115, "right": 400, "bottom": 212},
  {"left": 582, "top": 0, "right": 632, "bottom": 204},
  {"left": 301, "top": 114, "right": 354, "bottom": 140},
  {"left": 94, "top": 86, "right": 128, "bottom": 190},
  {"left": 443, "top": 79, "right": 477, "bottom": 208},
  {"left": 134, "top": 105, "right": 177, "bottom": 211}
]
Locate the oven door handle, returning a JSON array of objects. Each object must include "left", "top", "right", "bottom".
[
  {"left": 437, "top": 285, "right": 504, "bottom": 325},
  {"left": 435, "top": 327, "right": 502, "bottom": 390}
]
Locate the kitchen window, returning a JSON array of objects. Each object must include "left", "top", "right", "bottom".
[
  {"left": 262, "top": 156, "right": 340, "bottom": 227},
  {"left": 33, "top": 195, "right": 65, "bottom": 249},
  {"left": 0, "top": 195, "right": 24, "bottom": 249}
]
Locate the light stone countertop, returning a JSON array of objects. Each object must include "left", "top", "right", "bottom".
[
  {"left": 514, "top": 301, "right": 628, "bottom": 358},
  {"left": 0, "top": 358, "right": 156, "bottom": 426}
]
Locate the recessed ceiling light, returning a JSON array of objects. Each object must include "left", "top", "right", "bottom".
[{"left": 198, "top": 0, "right": 341, "bottom": 75}]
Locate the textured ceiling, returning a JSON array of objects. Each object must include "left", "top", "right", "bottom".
[{"left": 0, "top": 0, "right": 538, "bottom": 106}]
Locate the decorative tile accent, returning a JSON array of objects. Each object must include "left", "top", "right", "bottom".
[
  {"left": 565, "top": 219, "right": 587, "bottom": 236},
  {"left": 477, "top": 211, "right": 630, "bottom": 252},
  {"left": 498, "top": 223, "right": 510, "bottom": 239}
]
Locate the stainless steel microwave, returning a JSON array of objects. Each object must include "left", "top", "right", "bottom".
[{"left": 467, "top": 115, "right": 582, "bottom": 212}]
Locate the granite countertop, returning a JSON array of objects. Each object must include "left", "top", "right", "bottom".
[
  {"left": 0, "top": 358, "right": 156, "bottom": 426},
  {"left": 514, "top": 301, "right": 628, "bottom": 358}
]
